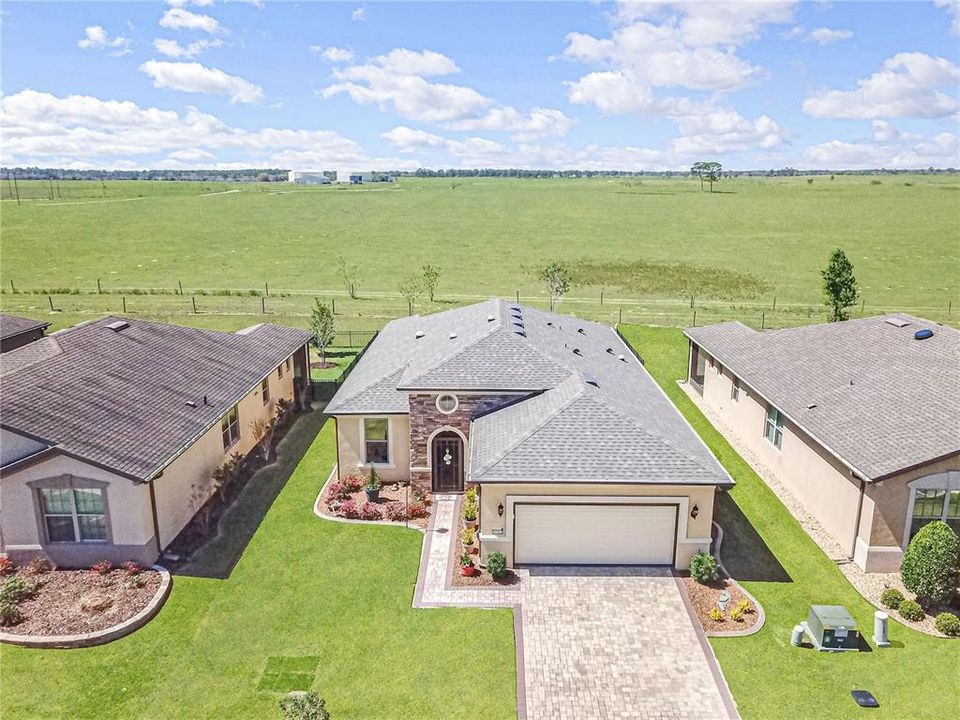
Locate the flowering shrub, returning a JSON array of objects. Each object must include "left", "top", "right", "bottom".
[
  {"left": 339, "top": 500, "right": 360, "bottom": 519},
  {"left": 91, "top": 560, "right": 113, "bottom": 576},
  {"left": 407, "top": 501, "right": 430, "bottom": 519},
  {"left": 342, "top": 475, "right": 364, "bottom": 493},
  {"left": 412, "top": 484, "right": 432, "bottom": 505},
  {"left": 122, "top": 561, "right": 141, "bottom": 576},
  {"left": 0, "top": 558, "right": 14, "bottom": 577},
  {"left": 385, "top": 502, "right": 408, "bottom": 521},
  {"left": 359, "top": 502, "right": 383, "bottom": 521}
]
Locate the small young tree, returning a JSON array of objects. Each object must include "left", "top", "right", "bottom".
[
  {"left": 250, "top": 417, "right": 276, "bottom": 461},
  {"left": 821, "top": 248, "right": 860, "bottom": 322},
  {"left": 691, "top": 161, "right": 722, "bottom": 191},
  {"left": 538, "top": 261, "right": 572, "bottom": 311},
  {"left": 900, "top": 521, "right": 959, "bottom": 605},
  {"left": 280, "top": 691, "right": 330, "bottom": 720},
  {"left": 421, "top": 264, "right": 442, "bottom": 301},
  {"left": 337, "top": 255, "right": 360, "bottom": 299},
  {"left": 398, "top": 274, "right": 423, "bottom": 315},
  {"left": 310, "top": 298, "right": 336, "bottom": 364}
]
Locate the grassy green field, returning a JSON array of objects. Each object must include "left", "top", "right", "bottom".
[
  {"left": 620, "top": 325, "right": 960, "bottom": 720},
  {"left": 0, "top": 412, "right": 517, "bottom": 720},
  {"left": 1, "top": 175, "right": 957, "bottom": 333}
]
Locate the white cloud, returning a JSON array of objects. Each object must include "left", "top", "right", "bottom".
[
  {"left": 77, "top": 26, "right": 132, "bottom": 56},
  {"left": 614, "top": 1, "right": 796, "bottom": 46},
  {"left": 140, "top": 60, "right": 263, "bottom": 104},
  {"left": 311, "top": 45, "right": 355, "bottom": 63},
  {"left": 806, "top": 27, "right": 853, "bottom": 45},
  {"left": 166, "top": 0, "right": 215, "bottom": 7},
  {"left": 0, "top": 89, "right": 418, "bottom": 171},
  {"left": 872, "top": 119, "right": 900, "bottom": 142},
  {"left": 352, "top": 6, "right": 367, "bottom": 22},
  {"left": 446, "top": 107, "right": 575, "bottom": 141},
  {"left": 801, "top": 132, "right": 959, "bottom": 169},
  {"left": 671, "top": 108, "right": 790, "bottom": 155},
  {"left": 935, "top": 0, "right": 960, "bottom": 35},
  {"left": 803, "top": 52, "right": 960, "bottom": 119},
  {"left": 159, "top": 8, "right": 222, "bottom": 34},
  {"left": 374, "top": 48, "right": 460, "bottom": 76},
  {"left": 381, "top": 126, "right": 447, "bottom": 152},
  {"left": 153, "top": 37, "right": 223, "bottom": 58}
]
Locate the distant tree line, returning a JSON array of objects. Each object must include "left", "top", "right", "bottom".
[{"left": 2, "top": 165, "right": 956, "bottom": 182}]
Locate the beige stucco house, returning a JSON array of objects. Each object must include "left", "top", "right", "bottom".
[
  {"left": 0, "top": 316, "right": 312, "bottom": 567},
  {"left": 684, "top": 314, "right": 960, "bottom": 573},
  {"left": 327, "top": 300, "right": 734, "bottom": 569}
]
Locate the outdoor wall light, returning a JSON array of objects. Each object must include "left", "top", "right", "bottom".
[
  {"left": 497, "top": 503, "right": 504, "bottom": 517},
  {"left": 691, "top": 504, "right": 699, "bottom": 519}
]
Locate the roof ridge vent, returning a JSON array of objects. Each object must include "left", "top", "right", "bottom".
[
  {"left": 885, "top": 316, "right": 911, "bottom": 328},
  {"left": 106, "top": 320, "right": 129, "bottom": 332},
  {"left": 415, "top": 330, "right": 425, "bottom": 339}
]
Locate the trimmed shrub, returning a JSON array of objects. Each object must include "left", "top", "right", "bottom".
[
  {"left": 487, "top": 551, "right": 508, "bottom": 579},
  {"left": 91, "top": 560, "right": 113, "bottom": 576},
  {"left": 934, "top": 612, "right": 960, "bottom": 636},
  {"left": 730, "top": 606, "right": 744, "bottom": 622},
  {"left": 385, "top": 502, "right": 407, "bottom": 522},
  {"left": 365, "top": 467, "right": 381, "bottom": 492},
  {"left": 341, "top": 475, "right": 364, "bottom": 493},
  {"left": 689, "top": 552, "right": 720, "bottom": 584},
  {"left": 339, "top": 500, "right": 360, "bottom": 519},
  {"left": 900, "top": 521, "right": 959, "bottom": 604},
  {"left": 462, "top": 527, "right": 475, "bottom": 545},
  {"left": 122, "top": 561, "right": 141, "bottom": 576},
  {"left": 463, "top": 500, "right": 478, "bottom": 522},
  {"left": 898, "top": 599, "right": 924, "bottom": 621},
  {"left": 0, "top": 576, "right": 37, "bottom": 604},
  {"left": 880, "top": 588, "right": 904, "bottom": 610},
  {"left": 407, "top": 501, "right": 430, "bottom": 519},
  {"left": 465, "top": 486, "right": 478, "bottom": 503},
  {"left": 25, "top": 556, "right": 53, "bottom": 575},
  {"left": 280, "top": 691, "right": 330, "bottom": 720},
  {"left": 358, "top": 502, "right": 382, "bottom": 521},
  {"left": 0, "top": 599, "right": 23, "bottom": 627},
  {"left": 733, "top": 598, "right": 754, "bottom": 615},
  {"left": 709, "top": 607, "right": 724, "bottom": 622}
]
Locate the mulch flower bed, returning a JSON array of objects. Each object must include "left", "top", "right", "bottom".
[
  {"left": 309, "top": 361, "right": 337, "bottom": 370},
  {"left": 324, "top": 477, "right": 432, "bottom": 530},
  {"left": 1, "top": 565, "right": 161, "bottom": 636},
  {"left": 682, "top": 575, "right": 759, "bottom": 634},
  {"left": 449, "top": 495, "right": 519, "bottom": 588}
]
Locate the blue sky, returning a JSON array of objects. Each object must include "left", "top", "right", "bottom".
[{"left": 2, "top": 1, "right": 958, "bottom": 170}]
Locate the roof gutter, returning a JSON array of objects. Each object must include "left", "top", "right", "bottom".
[{"left": 682, "top": 333, "right": 874, "bottom": 483}]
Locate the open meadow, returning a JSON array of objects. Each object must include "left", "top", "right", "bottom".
[{"left": 1, "top": 175, "right": 957, "bottom": 333}]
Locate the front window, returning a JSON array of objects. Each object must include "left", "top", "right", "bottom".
[
  {"left": 40, "top": 488, "right": 107, "bottom": 542},
  {"left": 261, "top": 377, "right": 271, "bottom": 405},
  {"left": 764, "top": 406, "right": 784, "bottom": 449},
  {"left": 911, "top": 488, "right": 960, "bottom": 539},
  {"left": 690, "top": 345, "right": 706, "bottom": 389},
  {"left": 364, "top": 418, "right": 390, "bottom": 465},
  {"left": 731, "top": 378, "right": 740, "bottom": 402},
  {"left": 221, "top": 405, "right": 240, "bottom": 450},
  {"left": 278, "top": 363, "right": 284, "bottom": 379}
]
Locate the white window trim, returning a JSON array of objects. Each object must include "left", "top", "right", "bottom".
[
  {"left": 29, "top": 477, "right": 112, "bottom": 545},
  {"left": 221, "top": 404, "right": 241, "bottom": 451},
  {"left": 731, "top": 378, "right": 740, "bottom": 403},
  {"left": 902, "top": 471, "right": 960, "bottom": 549},
  {"left": 435, "top": 393, "right": 460, "bottom": 415},
  {"left": 763, "top": 405, "right": 784, "bottom": 450},
  {"left": 360, "top": 416, "right": 394, "bottom": 469}
]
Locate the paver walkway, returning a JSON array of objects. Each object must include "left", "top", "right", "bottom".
[{"left": 413, "top": 494, "right": 739, "bottom": 720}]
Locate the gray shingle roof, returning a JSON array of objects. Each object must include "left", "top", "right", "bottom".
[
  {"left": 1, "top": 317, "right": 312, "bottom": 480},
  {"left": 0, "top": 313, "right": 50, "bottom": 341},
  {"left": 329, "top": 299, "right": 733, "bottom": 487},
  {"left": 684, "top": 315, "right": 960, "bottom": 480}
]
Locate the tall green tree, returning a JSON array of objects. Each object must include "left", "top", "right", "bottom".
[
  {"left": 310, "top": 298, "right": 336, "bottom": 363},
  {"left": 538, "top": 261, "right": 572, "bottom": 311},
  {"left": 821, "top": 248, "right": 860, "bottom": 322},
  {"left": 691, "top": 161, "right": 722, "bottom": 192},
  {"left": 421, "top": 264, "right": 442, "bottom": 301}
]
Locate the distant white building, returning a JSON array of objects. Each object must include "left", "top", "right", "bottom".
[
  {"left": 288, "top": 171, "right": 332, "bottom": 185},
  {"left": 335, "top": 170, "right": 394, "bottom": 184}
]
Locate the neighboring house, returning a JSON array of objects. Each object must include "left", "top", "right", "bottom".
[
  {"left": 684, "top": 315, "right": 960, "bottom": 573},
  {"left": 288, "top": 171, "right": 332, "bottom": 185},
  {"left": 0, "top": 313, "right": 50, "bottom": 353},
  {"left": 326, "top": 300, "right": 734, "bottom": 568},
  {"left": 0, "top": 316, "right": 312, "bottom": 567}
]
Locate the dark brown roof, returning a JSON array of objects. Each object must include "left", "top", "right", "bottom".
[
  {"left": 0, "top": 313, "right": 50, "bottom": 341},
  {"left": 1, "top": 317, "right": 312, "bottom": 480}
]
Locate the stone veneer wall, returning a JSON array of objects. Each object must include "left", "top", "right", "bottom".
[{"left": 408, "top": 393, "right": 521, "bottom": 489}]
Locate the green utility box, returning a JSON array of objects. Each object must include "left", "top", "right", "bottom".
[{"left": 807, "top": 605, "right": 860, "bottom": 652}]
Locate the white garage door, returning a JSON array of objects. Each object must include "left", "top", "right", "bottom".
[{"left": 514, "top": 503, "right": 677, "bottom": 565}]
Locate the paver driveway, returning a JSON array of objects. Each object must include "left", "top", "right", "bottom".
[{"left": 520, "top": 566, "right": 738, "bottom": 720}]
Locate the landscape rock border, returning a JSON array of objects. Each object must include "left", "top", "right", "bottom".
[
  {"left": 705, "top": 523, "right": 766, "bottom": 638},
  {"left": 313, "top": 464, "right": 427, "bottom": 532},
  {"left": 0, "top": 565, "right": 171, "bottom": 649}
]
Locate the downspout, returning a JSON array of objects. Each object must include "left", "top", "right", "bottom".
[
  {"left": 148, "top": 479, "right": 163, "bottom": 559},
  {"left": 849, "top": 477, "right": 866, "bottom": 561}
]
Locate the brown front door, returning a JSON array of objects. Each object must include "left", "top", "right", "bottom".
[{"left": 432, "top": 432, "right": 464, "bottom": 492}]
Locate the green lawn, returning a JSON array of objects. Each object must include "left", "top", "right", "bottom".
[
  {"left": 310, "top": 347, "right": 363, "bottom": 381},
  {"left": 2, "top": 175, "right": 957, "bottom": 332},
  {"left": 0, "top": 412, "right": 517, "bottom": 720},
  {"left": 620, "top": 325, "right": 960, "bottom": 720}
]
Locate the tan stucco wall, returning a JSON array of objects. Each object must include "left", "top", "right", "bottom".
[
  {"left": 477, "top": 482, "right": 717, "bottom": 569},
  {"left": 0, "top": 454, "right": 154, "bottom": 564},
  {"left": 693, "top": 344, "right": 960, "bottom": 573},
  {"left": 153, "top": 356, "right": 297, "bottom": 547},
  {"left": 334, "top": 415, "right": 411, "bottom": 483}
]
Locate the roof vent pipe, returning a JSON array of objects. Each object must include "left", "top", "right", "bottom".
[
  {"left": 572, "top": 348, "right": 582, "bottom": 356},
  {"left": 487, "top": 315, "right": 495, "bottom": 322},
  {"left": 415, "top": 331, "right": 425, "bottom": 339},
  {"left": 617, "top": 354, "right": 626, "bottom": 362},
  {"left": 449, "top": 332, "right": 457, "bottom": 339}
]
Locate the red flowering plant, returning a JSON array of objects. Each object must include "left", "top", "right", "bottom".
[
  {"left": 385, "top": 502, "right": 408, "bottom": 522},
  {"left": 342, "top": 475, "right": 364, "bottom": 493},
  {"left": 339, "top": 500, "right": 360, "bottom": 519},
  {"left": 0, "top": 557, "right": 15, "bottom": 576},
  {"left": 122, "top": 561, "right": 141, "bottom": 576},
  {"left": 359, "top": 502, "right": 383, "bottom": 521},
  {"left": 407, "top": 501, "right": 430, "bottom": 519},
  {"left": 91, "top": 560, "right": 113, "bottom": 576}
]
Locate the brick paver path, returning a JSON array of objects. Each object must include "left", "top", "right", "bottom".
[{"left": 413, "top": 495, "right": 738, "bottom": 720}]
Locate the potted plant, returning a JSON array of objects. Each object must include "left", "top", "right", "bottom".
[
  {"left": 459, "top": 552, "right": 477, "bottom": 577},
  {"left": 461, "top": 527, "right": 477, "bottom": 554},
  {"left": 463, "top": 500, "right": 478, "bottom": 529},
  {"left": 364, "top": 467, "right": 382, "bottom": 502}
]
